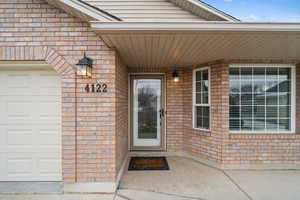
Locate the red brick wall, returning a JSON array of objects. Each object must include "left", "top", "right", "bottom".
[
  {"left": 115, "top": 55, "right": 128, "bottom": 176},
  {"left": 182, "top": 63, "right": 228, "bottom": 163},
  {"left": 181, "top": 62, "right": 300, "bottom": 166},
  {"left": 166, "top": 71, "right": 184, "bottom": 152},
  {"left": 0, "top": 0, "right": 117, "bottom": 182}
]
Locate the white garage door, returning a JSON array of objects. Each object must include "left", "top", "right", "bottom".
[{"left": 0, "top": 69, "right": 62, "bottom": 181}]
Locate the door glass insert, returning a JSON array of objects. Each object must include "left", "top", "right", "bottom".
[{"left": 133, "top": 78, "right": 162, "bottom": 147}]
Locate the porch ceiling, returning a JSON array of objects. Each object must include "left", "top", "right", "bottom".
[{"left": 91, "top": 22, "right": 300, "bottom": 68}]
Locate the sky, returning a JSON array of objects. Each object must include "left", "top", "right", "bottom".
[{"left": 201, "top": 0, "right": 300, "bottom": 22}]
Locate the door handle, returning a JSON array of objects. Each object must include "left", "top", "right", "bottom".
[{"left": 159, "top": 108, "right": 165, "bottom": 119}]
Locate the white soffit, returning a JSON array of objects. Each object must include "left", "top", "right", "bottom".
[{"left": 91, "top": 22, "right": 300, "bottom": 68}]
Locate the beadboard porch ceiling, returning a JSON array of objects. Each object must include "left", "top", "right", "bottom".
[{"left": 91, "top": 22, "right": 300, "bottom": 68}]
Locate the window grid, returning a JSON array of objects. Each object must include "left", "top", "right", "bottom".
[
  {"left": 229, "top": 65, "right": 294, "bottom": 133},
  {"left": 193, "top": 68, "right": 210, "bottom": 130}
]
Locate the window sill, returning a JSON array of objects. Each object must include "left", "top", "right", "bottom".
[
  {"left": 193, "top": 128, "right": 211, "bottom": 136},
  {"left": 193, "top": 127, "right": 211, "bottom": 132},
  {"left": 229, "top": 132, "right": 300, "bottom": 140}
]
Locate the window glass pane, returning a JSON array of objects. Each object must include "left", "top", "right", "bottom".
[
  {"left": 196, "top": 81, "right": 202, "bottom": 92},
  {"left": 253, "top": 80, "right": 265, "bottom": 93},
  {"left": 196, "top": 106, "right": 210, "bottom": 129},
  {"left": 241, "top": 67, "right": 252, "bottom": 80},
  {"left": 279, "top": 68, "right": 291, "bottom": 80},
  {"left": 266, "top": 80, "right": 278, "bottom": 92},
  {"left": 254, "top": 93, "right": 265, "bottom": 105},
  {"left": 279, "top": 80, "right": 290, "bottom": 92},
  {"left": 202, "top": 70, "right": 208, "bottom": 81},
  {"left": 279, "top": 92, "right": 290, "bottom": 105},
  {"left": 196, "top": 71, "right": 202, "bottom": 82},
  {"left": 254, "top": 118, "right": 265, "bottom": 131},
  {"left": 230, "top": 106, "right": 240, "bottom": 118},
  {"left": 241, "top": 106, "right": 252, "bottom": 118},
  {"left": 254, "top": 106, "right": 265, "bottom": 118},
  {"left": 241, "top": 94, "right": 253, "bottom": 105},
  {"left": 266, "top": 93, "right": 278, "bottom": 105},
  {"left": 202, "top": 92, "right": 208, "bottom": 104},
  {"left": 266, "top": 106, "right": 278, "bottom": 118},
  {"left": 203, "top": 106, "right": 210, "bottom": 129},
  {"left": 241, "top": 118, "right": 252, "bottom": 131},
  {"left": 230, "top": 80, "right": 240, "bottom": 93},
  {"left": 230, "top": 94, "right": 240, "bottom": 105},
  {"left": 202, "top": 80, "right": 209, "bottom": 92},
  {"left": 241, "top": 80, "right": 252, "bottom": 93},
  {"left": 279, "top": 119, "right": 290, "bottom": 131},
  {"left": 230, "top": 119, "right": 240, "bottom": 130},
  {"left": 229, "top": 68, "right": 239, "bottom": 80},
  {"left": 279, "top": 106, "right": 290, "bottom": 118},
  {"left": 266, "top": 119, "right": 278, "bottom": 130},
  {"left": 266, "top": 68, "right": 278, "bottom": 80},
  {"left": 229, "top": 66, "right": 292, "bottom": 133},
  {"left": 196, "top": 106, "right": 203, "bottom": 128},
  {"left": 196, "top": 93, "right": 201, "bottom": 104},
  {"left": 253, "top": 68, "right": 265, "bottom": 80}
]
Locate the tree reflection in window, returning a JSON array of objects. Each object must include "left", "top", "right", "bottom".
[{"left": 137, "top": 84, "right": 158, "bottom": 139}]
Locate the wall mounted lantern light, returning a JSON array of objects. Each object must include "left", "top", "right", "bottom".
[
  {"left": 172, "top": 71, "right": 179, "bottom": 82},
  {"left": 76, "top": 52, "right": 93, "bottom": 78}
]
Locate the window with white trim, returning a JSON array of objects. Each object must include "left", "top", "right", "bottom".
[
  {"left": 229, "top": 64, "right": 295, "bottom": 133},
  {"left": 193, "top": 68, "right": 210, "bottom": 130}
]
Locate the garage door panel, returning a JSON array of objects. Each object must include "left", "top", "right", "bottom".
[
  {"left": 0, "top": 126, "right": 60, "bottom": 153},
  {"left": 0, "top": 69, "right": 62, "bottom": 181},
  {"left": 7, "top": 73, "right": 30, "bottom": 88},
  {"left": 38, "top": 129, "right": 61, "bottom": 146},
  {"left": 7, "top": 157, "right": 34, "bottom": 175},
  {"left": 6, "top": 129, "right": 34, "bottom": 147},
  {"left": 7, "top": 101, "right": 33, "bottom": 118}
]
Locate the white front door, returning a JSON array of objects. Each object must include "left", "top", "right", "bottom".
[
  {"left": 131, "top": 75, "right": 165, "bottom": 150},
  {"left": 0, "top": 69, "right": 62, "bottom": 181}
]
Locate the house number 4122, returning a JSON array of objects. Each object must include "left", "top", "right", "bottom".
[{"left": 85, "top": 83, "right": 108, "bottom": 93}]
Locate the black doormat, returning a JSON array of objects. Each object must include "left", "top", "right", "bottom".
[{"left": 128, "top": 157, "right": 170, "bottom": 171}]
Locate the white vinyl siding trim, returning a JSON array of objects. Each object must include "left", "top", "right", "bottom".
[
  {"left": 193, "top": 67, "right": 211, "bottom": 131},
  {"left": 82, "top": 0, "right": 206, "bottom": 22},
  {"left": 229, "top": 64, "right": 296, "bottom": 134}
]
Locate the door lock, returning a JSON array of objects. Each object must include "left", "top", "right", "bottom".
[{"left": 159, "top": 108, "right": 165, "bottom": 119}]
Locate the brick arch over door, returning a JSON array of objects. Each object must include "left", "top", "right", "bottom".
[{"left": 0, "top": 46, "right": 76, "bottom": 182}]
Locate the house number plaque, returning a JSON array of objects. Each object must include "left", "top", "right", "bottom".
[{"left": 85, "top": 83, "right": 108, "bottom": 93}]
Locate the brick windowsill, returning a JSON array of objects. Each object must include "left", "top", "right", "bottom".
[{"left": 229, "top": 133, "right": 300, "bottom": 140}]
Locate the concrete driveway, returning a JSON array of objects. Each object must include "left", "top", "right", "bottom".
[{"left": 1, "top": 156, "right": 300, "bottom": 200}]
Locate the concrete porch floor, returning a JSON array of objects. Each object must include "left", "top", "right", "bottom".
[{"left": 1, "top": 156, "right": 300, "bottom": 200}]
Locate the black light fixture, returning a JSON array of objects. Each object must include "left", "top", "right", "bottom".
[
  {"left": 172, "top": 71, "right": 179, "bottom": 82},
  {"left": 76, "top": 52, "right": 93, "bottom": 77}
]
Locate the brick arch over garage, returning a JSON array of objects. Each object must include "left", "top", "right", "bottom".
[{"left": 0, "top": 46, "right": 76, "bottom": 182}]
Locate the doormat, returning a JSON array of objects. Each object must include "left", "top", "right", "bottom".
[{"left": 128, "top": 157, "right": 170, "bottom": 171}]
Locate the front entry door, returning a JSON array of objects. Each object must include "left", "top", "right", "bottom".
[{"left": 130, "top": 75, "right": 165, "bottom": 150}]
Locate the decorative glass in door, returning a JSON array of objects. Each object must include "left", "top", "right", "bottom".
[{"left": 132, "top": 78, "right": 163, "bottom": 147}]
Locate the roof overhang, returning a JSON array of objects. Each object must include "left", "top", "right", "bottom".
[{"left": 91, "top": 22, "right": 300, "bottom": 68}]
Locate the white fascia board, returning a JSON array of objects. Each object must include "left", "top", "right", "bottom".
[
  {"left": 91, "top": 21, "right": 300, "bottom": 32},
  {"left": 56, "top": 0, "right": 119, "bottom": 21},
  {"left": 184, "top": 0, "right": 239, "bottom": 22}
]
